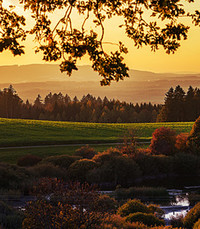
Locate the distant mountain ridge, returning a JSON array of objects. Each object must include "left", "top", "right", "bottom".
[
  {"left": 1, "top": 64, "right": 200, "bottom": 83},
  {"left": 0, "top": 64, "right": 200, "bottom": 104}
]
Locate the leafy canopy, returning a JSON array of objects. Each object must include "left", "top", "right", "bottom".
[{"left": 0, "top": 0, "right": 199, "bottom": 85}]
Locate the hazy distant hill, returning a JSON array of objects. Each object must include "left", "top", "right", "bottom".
[{"left": 0, "top": 64, "right": 200, "bottom": 104}]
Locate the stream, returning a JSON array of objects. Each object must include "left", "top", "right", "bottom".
[
  {"left": 147, "top": 185, "right": 200, "bottom": 224},
  {"left": 4, "top": 183, "right": 200, "bottom": 226}
]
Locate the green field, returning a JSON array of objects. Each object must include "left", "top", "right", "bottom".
[
  {"left": 0, "top": 118, "right": 194, "bottom": 146},
  {"left": 0, "top": 118, "right": 194, "bottom": 164},
  {"left": 0, "top": 144, "right": 119, "bottom": 164}
]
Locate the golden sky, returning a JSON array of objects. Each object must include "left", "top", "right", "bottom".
[{"left": 1, "top": 0, "right": 200, "bottom": 74}]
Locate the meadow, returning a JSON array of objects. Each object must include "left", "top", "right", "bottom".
[
  {"left": 0, "top": 144, "right": 118, "bottom": 164},
  {"left": 0, "top": 118, "right": 194, "bottom": 146},
  {"left": 0, "top": 118, "right": 194, "bottom": 163}
]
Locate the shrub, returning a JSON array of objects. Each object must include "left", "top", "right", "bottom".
[
  {"left": 29, "top": 163, "right": 67, "bottom": 179},
  {"left": 41, "top": 155, "right": 80, "bottom": 169},
  {"left": 149, "top": 127, "right": 177, "bottom": 156},
  {"left": 131, "top": 150, "right": 173, "bottom": 176},
  {"left": 102, "top": 214, "right": 149, "bottom": 229},
  {"left": 89, "top": 148, "right": 141, "bottom": 186},
  {"left": 92, "top": 147, "right": 122, "bottom": 164},
  {"left": 114, "top": 186, "right": 168, "bottom": 201},
  {"left": 125, "top": 212, "right": 165, "bottom": 226},
  {"left": 117, "top": 199, "right": 149, "bottom": 217},
  {"left": 75, "top": 145, "right": 96, "bottom": 159},
  {"left": 193, "top": 218, "right": 200, "bottom": 229},
  {"left": 175, "top": 133, "right": 189, "bottom": 152},
  {"left": 188, "top": 116, "right": 200, "bottom": 153},
  {"left": 17, "top": 154, "right": 42, "bottom": 167},
  {"left": 120, "top": 130, "right": 137, "bottom": 155},
  {"left": 147, "top": 204, "right": 165, "bottom": 218},
  {"left": 102, "top": 215, "right": 177, "bottom": 228},
  {"left": 172, "top": 153, "right": 200, "bottom": 176},
  {"left": 184, "top": 202, "right": 200, "bottom": 228},
  {"left": 91, "top": 194, "right": 118, "bottom": 213},
  {"left": 0, "top": 200, "right": 24, "bottom": 229},
  {"left": 22, "top": 179, "right": 106, "bottom": 229},
  {"left": 68, "top": 159, "right": 97, "bottom": 182},
  {"left": 0, "top": 163, "right": 30, "bottom": 190}
]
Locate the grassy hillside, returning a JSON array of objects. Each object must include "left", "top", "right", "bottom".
[{"left": 0, "top": 118, "right": 194, "bottom": 147}]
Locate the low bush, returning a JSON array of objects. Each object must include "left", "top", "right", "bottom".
[
  {"left": 172, "top": 153, "right": 200, "bottom": 176},
  {"left": 102, "top": 214, "right": 149, "bottom": 229},
  {"left": 91, "top": 194, "right": 118, "bottom": 213},
  {"left": 175, "top": 133, "right": 189, "bottom": 152},
  {"left": 125, "top": 212, "right": 165, "bottom": 226},
  {"left": 184, "top": 202, "right": 200, "bottom": 228},
  {"left": 117, "top": 199, "right": 149, "bottom": 217},
  {"left": 120, "top": 130, "right": 137, "bottom": 155},
  {"left": 103, "top": 214, "right": 178, "bottom": 228},
  {"left": 41, "top": 155, "right": 80, "bottom": 169},
  {"left": 0, "top": 200, "right": 24, "bottom": 229},
  {"left": 74, "top": 145, "right": 96, "bottom": 159},
  {"left": 88, "top": 148, "right": 141, "bottom": 186},
  {"left": 131, "top": 150, "right": 173, "bottom": 176},
  {"left": 147, "top": 204, "right": 165, "bottom": 218},
  {"left": 114, "top": 186, "right": 168, "bottom": 200},
  {"left": 149, "top": 127, "right": 177, "bottom": 156},
  {"left": 193, "top": 218, "right": 200, "bottom": 229},
  {"left": 22, "top": 179, "right": 107, "bottom": 229},
  {"left": 0, "top": 163, "right": 30, "bottom": 190},
  {"left": 29, "top": 163, "right": 67, "bottom": 180},
  {"left": 17, "top": 155, "right": 42, "bottom": 167},
  {"left": 68, "top": 159, "right": 97, "bottom": 182},
  {"left": 92, "top": 148, "right": 122, "bottom": 164},
  {"left": 187, "top": 115, "right": 200, "bottom": 153}
]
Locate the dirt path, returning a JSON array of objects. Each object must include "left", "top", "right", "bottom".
[{"left": 0, "top": 141, "right": 150, "bottom": 150}]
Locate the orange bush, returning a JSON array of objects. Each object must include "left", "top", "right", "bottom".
[
  {"left": 184, "top": 202, "right": 200, "bottom": 228},
  {"left": 175, "top": 133, "right": 188, "bottom": 152}
]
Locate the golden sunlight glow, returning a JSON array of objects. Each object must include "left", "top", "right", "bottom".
[{"left": 0, "top": 1, "right": 200, "bottom": 74}]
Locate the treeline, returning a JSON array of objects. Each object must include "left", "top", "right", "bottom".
[
  {"left": 157, "top": 85, "right": 200, "bottom": 122},
  {"left": 3, "top": 84, "right": 200, "bottom": 123},
  {"left": 0, "top": 85, "right": 161, "bottom": 123}
]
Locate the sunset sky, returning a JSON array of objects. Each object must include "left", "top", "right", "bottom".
[{"left": 1, "top": 0, "right": 200, "bottom": 74}]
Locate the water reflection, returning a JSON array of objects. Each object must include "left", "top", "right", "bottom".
[
  {"left": 165, "top": 210, "right": 188, "bottom": 220},
  {"left": 163, "top": 195, "right": 190, "bottom": 220},
  {"left": 172, "top": 195, "right": 189, "bottom": 206}
]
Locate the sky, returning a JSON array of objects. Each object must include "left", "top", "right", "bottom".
[{"left": 1, "top": 0, "right": 200, "bottom": 74}]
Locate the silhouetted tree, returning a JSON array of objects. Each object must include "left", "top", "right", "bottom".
[
  {"left": 158, "top": 85, "right": 200, "bottom": 122},
  {"left": 1, "top": 1, "right": 197, "bottom": 85}
]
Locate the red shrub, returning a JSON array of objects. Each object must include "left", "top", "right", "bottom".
[
  {"left": 175, "top": 133, "right": 189, "bottom": 152},
  {"left": 149, "top": 127, "right": 177, "bottom": 156}
]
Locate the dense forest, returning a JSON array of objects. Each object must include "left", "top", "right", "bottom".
[
  {"left": 0, "top": 85, "right": 160, "bottom": 123},
  {"left": 157, "top": 85, "right": 200, "bottom": 122},
  {"left": 1, "top": 85, "right": 200, "bottom": 123}
]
